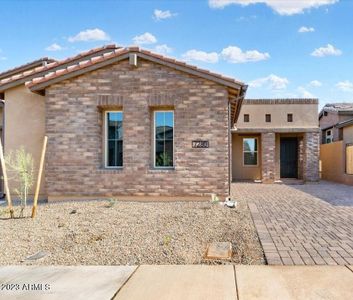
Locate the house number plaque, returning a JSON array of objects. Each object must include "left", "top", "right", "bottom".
[{"left": 192, "top": 140, "right": 209, "bottom": 148}]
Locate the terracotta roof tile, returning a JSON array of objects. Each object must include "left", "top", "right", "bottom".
[
  {"left": 0, "top": 57, "right": 56, "bottom": 80},
  {"left": 25, "top": 46, "right": 245, "bottom": 91},
  {"left": 0, "top": 44, "right": 119, "bottom": 90}
]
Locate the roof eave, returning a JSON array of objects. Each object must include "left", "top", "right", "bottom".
[{"left": 29, "top": 51, "right": 245, "bottom": 93}]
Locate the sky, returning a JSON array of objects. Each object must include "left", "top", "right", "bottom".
[{"left": 0, "top": 0, "right": 352, "bottom": 108}]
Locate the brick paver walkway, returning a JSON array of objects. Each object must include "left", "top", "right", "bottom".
[{"left": 232, "top": 182, "right": 353, "bottom": 265}]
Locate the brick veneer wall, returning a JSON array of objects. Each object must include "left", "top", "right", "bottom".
[
  {"left": 303, "top": 132, "right": 320, "bottom": 181},
  {"left": 261, "top": 132, "right": 276, "bottom": 182},
  {"left": 45, "top": 59, "right": 230, "bottom": 199}
]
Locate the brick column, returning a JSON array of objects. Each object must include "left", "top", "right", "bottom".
[
  {"left": 303, "top": 132, "right": 320, "bottom": 182},
  {"left": 261, "top": 132, "right": 276, "bottom": 183}
]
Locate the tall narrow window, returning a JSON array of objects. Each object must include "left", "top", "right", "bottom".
[
  {"left": 243, "top": 138, "right": 258, "bottom": 166},
  {"left": 326, "top": 130, "right": 333, "bottom": 144},
  {"left": 154, "top": 111, "right": 174, "bottom": 168},
  {"left": 287, "top": 113, "right": 293, "bottom": 122},
  {"left": 265, "top": 114, "right": 271, "bottom": 122},
  {"left": 244, "top": 114, "right": 250, "bottom": 122},
  {"left": 105, "top": 111, "right": 123, "bottom": 167}
]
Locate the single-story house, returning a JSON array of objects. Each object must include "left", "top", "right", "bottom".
[
  {"left": 0, "top": 45, "right": 319, "bottom": 201},
  {"left": 233, "top": 99, "right": 319, "bottom": 182},
  {"left": 319, "top": 103, "right": 353, "bottom": 185}
]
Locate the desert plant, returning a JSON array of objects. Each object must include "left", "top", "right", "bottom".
[
  {"left": 156, "top": 152, "right": 172, "bottom": 167},
  {"left": 163, "top": 235, "right": 172, "bottom": 246},
  {"left": 106, "top": 198, "right": 117, "bottom": 208},
  {"left": 210, "top": 193, "right": 220, "bottom": 204},
  {"left": 5, "top": 147, "right": 34, "bottom": 217}
]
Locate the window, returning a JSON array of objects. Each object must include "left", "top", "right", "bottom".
[
  {"left": 243, "top": 138, "right": 258, "bottom": 166},
  {"left": 244, "top": 114, "right": 249, "bottom": 122},
  {"left": 287, "top": 113, "right": 293, "bottom": 122},
  {"left": 154, "top": 111, "right": 174, "bottom": 168},
  {"left": 326, "top": 130, "right": 333, "bottom": 144},
  {"left": 346, "top": 144, "right": 353, "bottom": 175},
  {"left": 265, "top": 114, "right": 271, "bottom": 122},
  {"left": 324, "top": 111, "right": 328, "bottom": 116},
  {"left": 105, "top": 111, "right": 123, "bottom": 167}
]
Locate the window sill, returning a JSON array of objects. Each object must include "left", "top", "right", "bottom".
[
  {"left": 98, "top": 167, "right": 124, "bottom": 174},
  {"left": 149, "top": 167, "right": 175, "bottom": 173}
]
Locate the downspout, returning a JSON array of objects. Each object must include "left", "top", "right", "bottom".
[{"left": 0, "top": 99, "right": 4, "bottom": 199}]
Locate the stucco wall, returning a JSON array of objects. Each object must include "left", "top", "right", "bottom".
[
  {"left": 4, "top": 85, "right": 46, "bottom": 198},
  {"left": 237, "top": 103, "right": 318, "bottom": 129},
  {"left": 343, "top": 124, "right": 353, "bottom": 144},
  {"left": 319, "top": 112, "right": 353, "bottom": 143},
  {"left": 320, "top": 141, "right": 353, "bottom": 185},
  {"left": 232, "top": 133, "right": 261, "bottom": 181},
  {"left": 45, "top": 58, "right": 230, "bottom": 199}
]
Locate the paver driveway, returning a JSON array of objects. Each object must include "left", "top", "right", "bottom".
[{"left": 232, "top": 181, "right": 353, "bottom": 265}]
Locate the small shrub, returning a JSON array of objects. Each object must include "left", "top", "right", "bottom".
[
  {"left": 163, "top": 235, "right": 172, "bottom": 246},
  {"left": 5, "top": 148, "right": 34, "bottom": 218},
  {"left": 106, "top": 198, "right": 117, "bottom": 208}
]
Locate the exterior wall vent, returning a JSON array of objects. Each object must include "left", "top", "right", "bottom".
[{"left": 129, "top": 53, "right": 138, "bottom": 67}]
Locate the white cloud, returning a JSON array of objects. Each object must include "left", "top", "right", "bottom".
[
  {"left": 308, "top": 80, "right": 322, "bottom": 87},
  {"left": 336, "top": 81, "right": 353, "bottom": 92},
  {"left": 311, "top": 43, "right": 342, "bottom": 57},
  {"left": 68, "top": 28, "right": 110, "bottom": 42},
  {"left": 182, "top": 49, "right": 219, "bottom": 63},
  {"left": 298, "top": 86, "right": 315, "bottom": 98},
  {"left": 153, "top": 9, "right": 177, "bottom": 21},
  {"left": 249, "top": 74, "right": 289, "bottom": 90},
  {"left": 154, "top": 44, "right": 173, "bottom": 54},
  {"left": 133, "top": 32, "right": 157, "bottom": 45},
  {"left": 298, "top": 26, "right": 315, "bottom": 33},
  {"left": 45, "top": 43, "right": 64, "bottom": 51},
  {"left": 236, "top": 15, "right": 257, "bottom": 22},
  {"left": 221, "top": 46, "right": 269, "bottom": 63},
  {"left": 208, "top": 0, "right": 338, "bottom": 15}
]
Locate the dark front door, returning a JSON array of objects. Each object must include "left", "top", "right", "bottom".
[{"left": 280, "top": 138, "right": 298, "bottom": 178}]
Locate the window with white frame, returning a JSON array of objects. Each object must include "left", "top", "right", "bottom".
[
  {"left": 326, "top": 130, "right": 333, "bottom": 144},
  {"left": 154, "top": 111, "right": 174, "bottom": 168},
  {"left": 105, "top": 111, "right": 123, "bottom": 167},
  {"left": 243, "top": 138, "right": 258, "bottom": 166}
]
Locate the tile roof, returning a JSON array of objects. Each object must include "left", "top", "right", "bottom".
[
  {"left": 0, "top": 44, "right": 119, "bottom": 91},
  {"left": 319, "top": 102, "right": 353, "bottom": 118},
  {"left": 26, "top": 46, "right": 245, "bottom": 92},
  {"left": 322, "top": 103, "right": 353, "bottom": 112},
  {"left": 244, "top": 98, "right": 318, "bottom": 105},
  {"left": 336, "top": 117, "right": 353, "bottom": 128},
  {"left": 0, "top": 57, "right": 56, "bottom": 80}
]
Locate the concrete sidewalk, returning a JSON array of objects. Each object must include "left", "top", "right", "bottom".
[{"left": 0, "top": 265, "right": 352, "bottom": 300}]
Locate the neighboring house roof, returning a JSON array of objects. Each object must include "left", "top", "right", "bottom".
[
  {"left": 0, "top": 44, "right": 119, "bottom": 92},
  {"left": 319, "top": 103, "right": 353, "bottom": 119},
  {"left": 0, "top": 57, "right": 56, "bottom": 81},
  {"left": 244, "top": 98, "right": 318, "bottom": 105},
  {"left": 26, "top": 46, "right": 246, "bottom": 92},
  {"left": 336, "top": 118, "right": 353, "bottom": 129}
]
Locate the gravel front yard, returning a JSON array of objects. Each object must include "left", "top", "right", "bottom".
[{"left": 0, "top": 199, "right": 264, "bottom": 265}]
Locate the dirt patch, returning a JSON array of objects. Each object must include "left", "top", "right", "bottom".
[{"left": 0, "top": 199, "right": 264, "bottom": 265}]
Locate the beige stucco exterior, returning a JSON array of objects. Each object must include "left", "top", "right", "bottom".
[
  {"left": 232, "top": 134, "right": 261, "bottom": 181},
  {"left": 236, "top": 103, "right": 318, "bottom": 129},
  {"left": 232, "top": 99, "right": 319, "bottom": 182},
  {"left": 4, "top": 85, "right": 46, "bottom": 198},
  {"left": 343, "top": 124, "right": 353, "bottom": 143},
  {"left": 320, "top": 141, "right": 353, "bottom": 185}
]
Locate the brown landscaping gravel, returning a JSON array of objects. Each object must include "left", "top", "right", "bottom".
[{"left": 0, "top": 200, "right": 264, "bottom": 265}]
